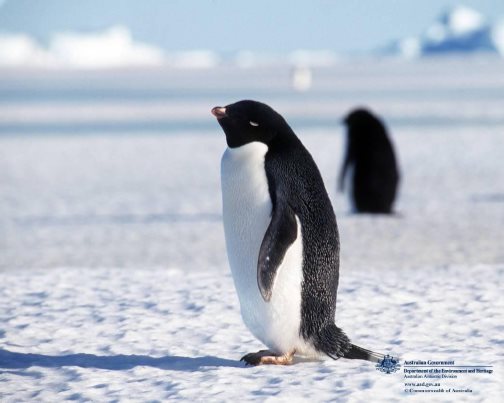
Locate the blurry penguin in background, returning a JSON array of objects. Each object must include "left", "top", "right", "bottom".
[{"left": 338, "top": 108, "right": 400, "bottom": 214}]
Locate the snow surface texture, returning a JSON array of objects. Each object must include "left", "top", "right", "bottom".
[
  {"left": 2, "top": 128, "right": 503, "bottom": 272},
  {"left": 1, "top": 265, "right": 503, "bottom": 402},
  {"left": 1, "top": 58, "right": 504, "bottom": 401}
]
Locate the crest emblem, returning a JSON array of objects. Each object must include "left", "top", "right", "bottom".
[{"left": 376, "top": 355, "right": 401, "bottom": 374}]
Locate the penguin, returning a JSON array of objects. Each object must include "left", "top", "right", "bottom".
[
  {"left": 212, "top": 100, "right": 385, "bottom": 366},
  {"left": 339, "top": 108, "right": 400, "bottom": 214}
]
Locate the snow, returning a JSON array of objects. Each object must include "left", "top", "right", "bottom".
[
  {"left": 50, "top": 26, "right": 165, "bottom": 69},
  {"left": 0, "top": 26, "right": 224, "bottom": 70},
  {"left": 0, "top": 26, "right": 164, "bottom": 69},
  {"left": 444, "top": 5, "right": 486, "bottom": 36},
  {"left": 492, "top": 19, "right": 504, "bottom": 55},
  {"left": 291, "top": 66, "right": 313, "bottom": 92},
  {"left": 1, "top": 263, "right": 503, "bottom": 401},
  {"left": 0, "top": 28, "right": 339, "bottom": 70},
  {"left": 288, "top": 50, "right": 339, "bottom": 67},
  {"left": 1, "top": 264, "right": 502, "bottom": 402},
  {"left": 1, "top": 58, "right": 504, "bottom": 400},
  {"left": 166, "top": 50, "right": 220, "bottom": 69},
  {"left": 0, "top": 34, "right": 56, "bottom": 67},
  {"left": 397, "top": 37, "right": 422, "bottom": 59}
]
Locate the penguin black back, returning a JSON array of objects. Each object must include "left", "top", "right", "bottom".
[
  {"left": 264, "top": 125, "right": 348, "bottom": 357},
  {"left": 339, "top": 108, "right": 400, "bottom": 214}
]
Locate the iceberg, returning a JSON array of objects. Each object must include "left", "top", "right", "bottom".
[
  {"left": 0, "top": 25, "right": 165, "bottom": 69},
  {"left": 50, "top": 25, "right": 165, "bottom": 68},
  {"left": 492, "top": 19, "right": 504, "bottom": 55},
  {"left": 387, "top": 5, "right": 502, "bottom": 58},
  {"left": 0, "top": 33, "right": 56, "bottom": 67}
]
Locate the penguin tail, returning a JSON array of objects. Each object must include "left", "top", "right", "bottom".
[
  {"left": 311, "top": 323, "right": 352, "bottom": 360},
  {"left": 342, "top": 343, "right": 385, "bottom": 363},
  {"left": 311, "top": 324, "right": 386, "bottom": 364}
]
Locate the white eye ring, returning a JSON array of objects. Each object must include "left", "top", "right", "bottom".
[{"left": 249, "top": 121, "right": 259, "bottom": 127}]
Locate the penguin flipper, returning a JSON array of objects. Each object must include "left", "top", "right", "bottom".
[{"left": 257, "top": 203, "right": 298, "bottom": 301}]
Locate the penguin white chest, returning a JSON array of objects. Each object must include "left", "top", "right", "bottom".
[{"left": 220, "top": 142, "right": 306, "bottom": 355}]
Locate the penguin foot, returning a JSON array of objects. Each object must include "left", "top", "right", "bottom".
[{"left": 241, "top": 349, "right": 295, "bottom": 366}]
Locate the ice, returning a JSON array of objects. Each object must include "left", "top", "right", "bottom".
[
  {"left": 0, "top": 27, "right": 224, "bottom": 70},
  {"left": 50, "top": 26, "right": 164, "bottom": 69},
  {"left": 445, "top": 5, "right": 486, "bottom": 36},
  {"left": 166, "top": 50, "right": 220, "bottom": 69},
  {"left": 389, "top": 5, "right": 501, "bottom": 57},
  {"left": 0, "top": 34, "right": 56, "bottom": 67},
  {"left": 0, "top": 265, "right": 502, "bottom": 401},
  {"left": 288, "top": 49, "right": 339, "bottom": 67},
  {"left": 1, "top": 57, "right": 503, "bottom": 400},
  {"left": 0, "top": 26, "right": 164, "bottom": 69},
  {"left": 492, "top": 19, "right": 504, "bottom": 55}
]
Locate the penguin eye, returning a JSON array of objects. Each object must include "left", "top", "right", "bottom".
[{"left": 249, "top": 121, "right": 259, "bottom": 127}]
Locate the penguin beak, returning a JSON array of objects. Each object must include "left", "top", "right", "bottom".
[{"left": 211, "top": 106, "right": 227, "bottom": 119}]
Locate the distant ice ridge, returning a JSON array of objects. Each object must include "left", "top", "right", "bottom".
[
  {"left": 0, "top": 26, "right": 164, "bottom": 69},
  {"left": 234, "top": 49, "right": 340, "bottom": 68},
  {"left": 0, "top": 26, "right": 221, "bottom": 69},
  {"left": 0, "top": 24, "right": 340, "bottom": 70},
  {"left": 388, "top": 5, "right": 504, "bottom": 58},
  {"left": 50, "top": 26, "right": 165, "bottom": 69},
  {"left": 493, "top": 19, "right": 504, "bottom": 55}
]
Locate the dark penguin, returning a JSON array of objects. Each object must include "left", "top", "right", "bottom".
[
  {"left": 339, "top": 108, "right": 400, "bottom": 214},
  {"left": 213, "top": 100, "right": 384, "bottom": 365}
]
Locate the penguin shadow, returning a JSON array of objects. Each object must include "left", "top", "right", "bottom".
[
  {"left": 340, "top": 210, "right": 405, "bottom": 219},
  {"left": 0, "top": 348, "right": 243, "bottom": 372}
]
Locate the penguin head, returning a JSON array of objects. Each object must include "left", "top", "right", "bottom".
[
  {"left": 344, "top": 108, "right": 378, "bottom": 130},
  {"left": 211, "top": 100, "right": 288, "bottom": 148},
  {"left": 343, "top": 107, "right": 387, "bottom": 145}
]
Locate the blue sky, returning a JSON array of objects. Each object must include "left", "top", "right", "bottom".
[{"left": 0, "top": 0, "right": 503, "bottom": 53}]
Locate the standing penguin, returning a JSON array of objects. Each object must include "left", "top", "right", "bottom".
[
  {"left": 212, "top": 100, "right": 384, "bottom": 365},
  {"left": 339, "top": 108, "right": 400, "bottom": 214}
]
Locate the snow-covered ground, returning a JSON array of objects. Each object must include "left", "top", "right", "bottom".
[
  {"left": 1, "top": 58, "right": 503, "bottom": 401},
  {"left": 1, "top": 127, "right": 503, "bottom": 272},
  {"left": 1, "top": 264, "right": 502, "bottom": 402}
]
